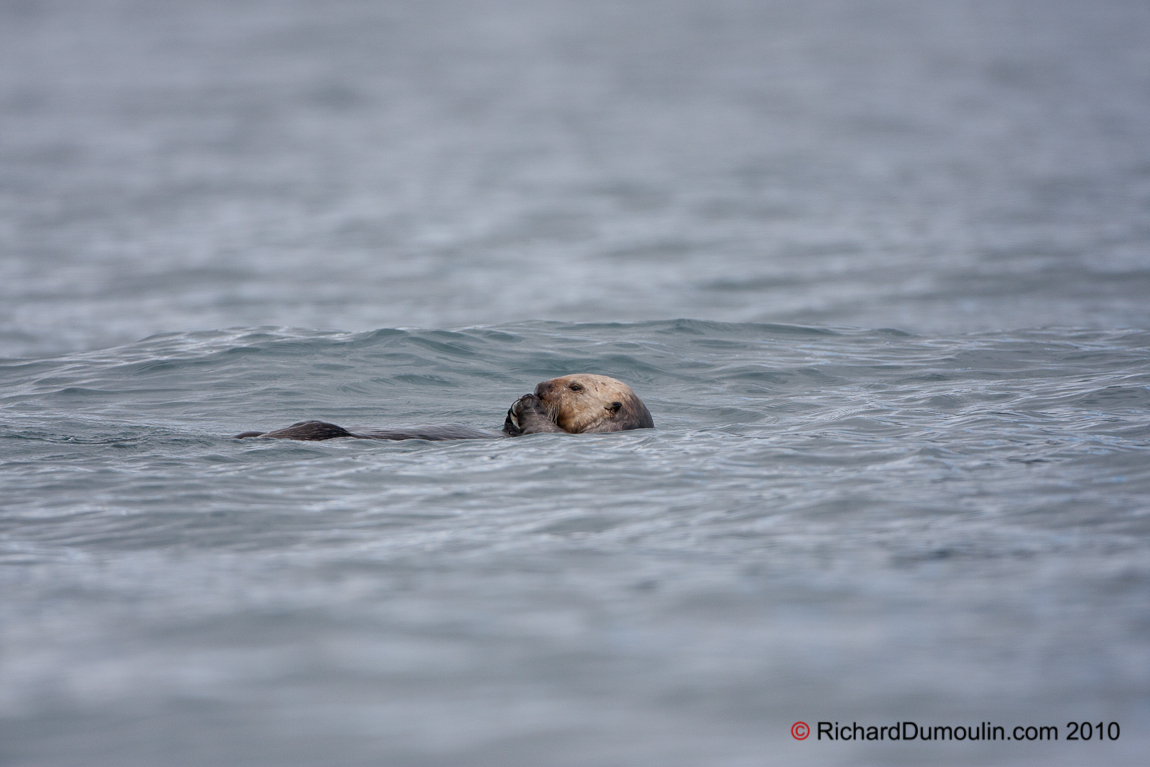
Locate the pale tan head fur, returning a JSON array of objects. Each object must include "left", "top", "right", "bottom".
[{"left": 534, "top": 374, "right": 654, "bottom": 434}]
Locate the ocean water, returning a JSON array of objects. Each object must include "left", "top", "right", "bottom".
[{"left": 2, "top": 1, "right": 1149, "bottom": 765}]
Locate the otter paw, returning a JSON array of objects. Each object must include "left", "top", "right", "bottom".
[{"left": 503, "top": 394, "right": 562, "bottom": 436}]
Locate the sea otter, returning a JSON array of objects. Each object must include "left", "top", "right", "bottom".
[{"left": 235, "top": 374, "right": 654, "bottom": 441}]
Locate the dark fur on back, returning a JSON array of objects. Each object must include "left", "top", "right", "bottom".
[
  {"left": 235, "top": 421, "right": 501, "bottom": 441},
  {"left": 236, "top": 421, "right": 353, "bottom": 440}
]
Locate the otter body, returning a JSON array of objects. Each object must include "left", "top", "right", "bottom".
[
  {"left": 233, "top": 422, "right": 503, "bottom": 441},
  {"left": 236, "top": 374, "right": 653, "bottom": 441}
]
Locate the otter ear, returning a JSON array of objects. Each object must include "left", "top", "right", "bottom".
[{"left": 608, "top": 401, "right": 622, "bottom": 415}]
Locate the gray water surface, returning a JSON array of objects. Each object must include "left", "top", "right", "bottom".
[
  {"left": 3, "top": 323, "right": 1148, "bottom": 765},
  {"left": 2, "top": 1, "right": 1149, "bottom": 765},
  {"left": 3, "top": 0, "right": 1150, "bottom": 356}
]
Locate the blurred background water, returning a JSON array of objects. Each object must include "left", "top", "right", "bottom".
[{"left": 1, "top": 1, "right": 1149, "bottom": 765}]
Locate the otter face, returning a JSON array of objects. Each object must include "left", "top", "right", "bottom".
[{"left": 534, "top": 374, "right": 654, "bottom": 433}]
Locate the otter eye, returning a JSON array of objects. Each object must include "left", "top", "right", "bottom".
[
  {"left": 609, "top": 401, "right": 622, "bottom": 413},
  {"left": 568, "top": 383, "right": 583, "bottom": 392}
]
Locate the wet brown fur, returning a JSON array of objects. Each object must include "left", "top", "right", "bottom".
[{"left": 528, "top": 374, "right": 654, "bottom": 433}]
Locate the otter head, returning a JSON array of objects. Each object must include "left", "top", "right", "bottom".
[{"left": 534, "top": 374, "right": 654, "bottom": 434}]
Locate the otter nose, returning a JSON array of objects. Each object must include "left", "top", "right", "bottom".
[{"left": 534, "top": 381, "right": 553, "bottom": 398}]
